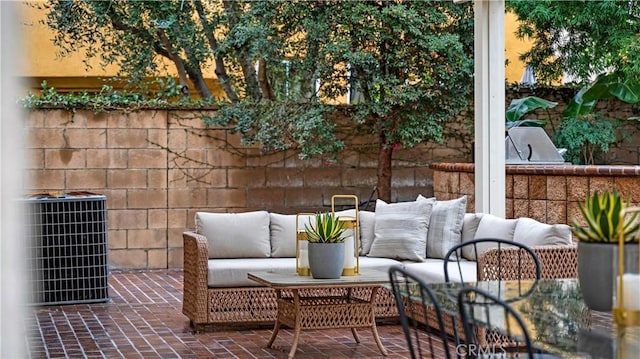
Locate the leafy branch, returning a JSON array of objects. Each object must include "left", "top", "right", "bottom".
[{"left": 22, "top": 79, "right": 214, "bottom": 113}]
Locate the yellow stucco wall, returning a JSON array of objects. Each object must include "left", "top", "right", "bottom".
[
  {"left": 20, "top": 3, "right": 116, "bottom": 77},
  {"left": 19, "top": 3, "right": 532, "bottom": 92},
  {"left": 504, "top": 11, "right": 532, "bottom": 84}
]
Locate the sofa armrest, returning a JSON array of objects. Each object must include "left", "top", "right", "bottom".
[
  {"left": 182, "top": 231, "right": 210, "bottom": 327},
  {"left": 531, "top": 244, "right": 578, "bottom": 279},
  {"left": 477, "top": 244, "right": 577, "bottom": 281}
]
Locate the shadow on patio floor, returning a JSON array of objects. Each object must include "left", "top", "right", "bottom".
[{"left": 26, "top": 270, "right": 414, "bottom": 358}]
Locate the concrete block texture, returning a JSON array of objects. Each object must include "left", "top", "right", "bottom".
[
  {"left": 30, "top": 109, "right": 640, "bottom": 267},
  {"left": 29, "top": 107, "right": 640, "bottom": 269},
  {"left": 24, "top": 108, "right": 476, "bottom": 269}
]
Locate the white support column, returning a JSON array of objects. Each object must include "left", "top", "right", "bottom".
[
  {"left": 474, "top": 0, "right": 505, "bottom": 216},
  {"left": 1, "top": 2, "right": 28, "bottom": 357}
]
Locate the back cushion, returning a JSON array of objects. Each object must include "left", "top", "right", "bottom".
[
  {"left": 196, "top": 211, "right": 271, "bottom": 259},
  {"left": 513, "top": 217, "right": 573, "bottom": 247},
  {"left": 269, "top": 213, "right": 314, "bottom": 258}
]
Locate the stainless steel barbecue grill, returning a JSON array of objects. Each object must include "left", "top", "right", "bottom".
[{"left": 505, "top": 127, "right": 567, "bottom": 164}]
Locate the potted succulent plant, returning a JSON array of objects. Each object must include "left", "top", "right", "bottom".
[
  {"left": 304, "top": 213, "right": 347, "bottom": 279},
  {"left": 572, "top": 189, "right": 640, "bottom": 311}
]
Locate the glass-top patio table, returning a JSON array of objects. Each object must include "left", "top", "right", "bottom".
[
  {"left": 248, "top": 270, "right": 390, "bottom": 359},
  {"left": 424, "top": 278, "right": 640, "bottom": 358}
]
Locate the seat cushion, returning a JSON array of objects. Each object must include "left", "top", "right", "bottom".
[
  {"left": 196, "top": 211, "right": 271, "bottom": 259},
  {"left": 208, "top": 258, "right": 297, "bottom": 287},
  {"left": 207, "top": 256, "right": 401, "bottom": 287},
  {"left": 357, "top": 256, "right": 404, "bottom": 272},
  {"left": 404, "top": 259, "right": 477, "bottom": 283}
]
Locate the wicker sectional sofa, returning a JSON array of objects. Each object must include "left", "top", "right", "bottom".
[{"left": 182, "top": 196, "right": 578, "bottom": 331}]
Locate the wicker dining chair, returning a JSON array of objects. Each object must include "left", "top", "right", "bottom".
[
  {"left": 389, "top": 265, "right": 458, "bottom": 359},
  {"left": 457, "top": 286, "right": 561, "bottom": 358}
]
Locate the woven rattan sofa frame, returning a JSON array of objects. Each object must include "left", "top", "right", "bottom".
[
  {"left": 408, "top": 244, "right": 579, "bottom": 340},
  {"left": 183, "top": 231, "right": 577, "bottom": 333},
  {"left": 182, "top": 231, "right": 398, "bottom": 332}
]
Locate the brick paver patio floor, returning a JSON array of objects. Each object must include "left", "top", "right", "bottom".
[{"left": 26, "top": 270, "right": 416, "bottom": 358}]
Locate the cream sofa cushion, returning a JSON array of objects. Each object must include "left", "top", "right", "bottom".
[
  {"left": 269, "top": 213, "right": 314, "bottom": 258},
  {"left": 368, "top": 197, "right": 435, "bottom": 261},
  {"left": 208, "top": 258, "right": 296, "bottom": 287},
  {"left": 404, "top": 258, "right": 477, "bottom": 283},
  {"left": 196, "top": 211, "right": 271, "bottom": 259},
  {"left": 207, "top": 256, "right": 404, "bottom": 287},
  {"left": 513, "top": 217, "right": 573, "bottom": 247},
  {"left": 357, "top": 256, "right": 405, "bottom": 272}
]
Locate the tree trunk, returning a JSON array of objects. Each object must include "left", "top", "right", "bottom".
[
  {"left": 156, "top": 28, "right": 189, "bottom": 95},
  {"left": 257, "top": 58, "right": 274, "bottom": 101},
  {"left": 376, "top": 131, "right": 393, "bottom": 203},
  {"left": 184, "top": 65, "right": 213, "bottom": 100}
]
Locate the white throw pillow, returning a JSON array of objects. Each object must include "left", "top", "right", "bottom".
[
  {"left": 368, "top": 197, "right": 435, "bottom": 261},
  {"left": 358, "top": 210, "right": 376, "bottom": 255},
  {"left": 196, "top": 211, "right": 271, "bottom": 259},
  {"left": 426, "top": 195, "right": 468, "bottom": 259},
  {"left": 461, "top": 213, "right": 483, "bottom": 243},
  {"left": 513, "top": 217, "right": 573, "bottom": 247},
  {"left": 463, "top": 213, "right": 518, "bottom": 260},
  {"left": 269, "top": 213, "right": 313, "bottom": 258}
]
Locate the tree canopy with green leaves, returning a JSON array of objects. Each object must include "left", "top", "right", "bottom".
[
  {"left": 39, "top": 0, "right": 474, "bottom": 201},
  {"left": 507, "top": 0, "right": 640, "bottom": 86}
]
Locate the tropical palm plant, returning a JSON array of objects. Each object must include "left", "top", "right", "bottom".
[{"left": 505, "top": 96, "right": 558, "bottom": 129}]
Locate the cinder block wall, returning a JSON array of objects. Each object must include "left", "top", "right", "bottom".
[
  {"left": 25, "top": 109, "right": 461, "bottom": 269},
  {"left": 23, "top": 89, "right": 640, "bottom": 269}
]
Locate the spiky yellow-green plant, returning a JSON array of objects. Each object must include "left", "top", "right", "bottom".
[
  {"left": 572, "top": 189, "right": 640, "bottom": 243},
  {"left": 304, "top": 213, "right": 347, "bottom": 243}
]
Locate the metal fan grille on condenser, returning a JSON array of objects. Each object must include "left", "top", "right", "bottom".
[{"left": 24, "top": 193, "right": 109, "bottom": 305}]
